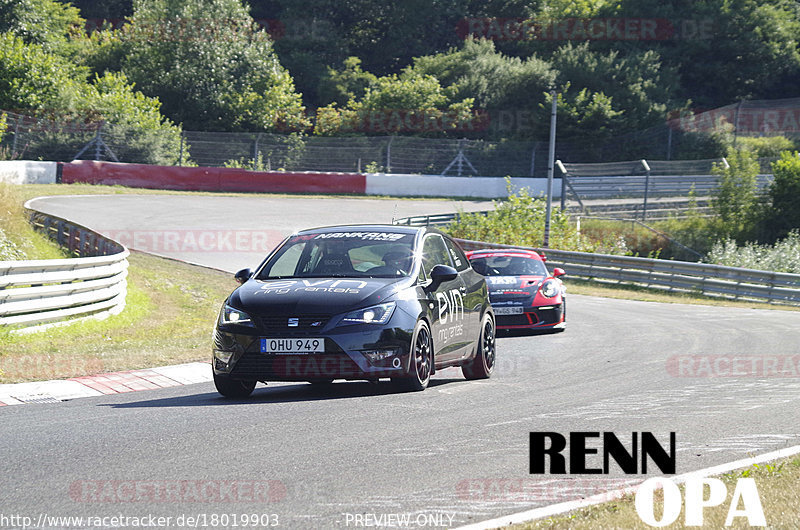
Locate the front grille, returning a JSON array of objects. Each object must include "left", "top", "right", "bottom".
[
  {"left": 533, "top": 307, "right": 562, "bottom": 325},
  {"left": 230, "top": 351, "right": 364, "bottom": 380},
  {"left": 496, "top": 313, "right": 538, "bottom": 326},
  {"left": 254, "top": 314, "right": 330, "bottom": 333}
]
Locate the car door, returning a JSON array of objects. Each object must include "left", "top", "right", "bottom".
[
  {"left": 444, "top": 236, "right": 483, "bottom": 349},
  {"left": 421, "top": 233, "right": 470, "bottom": 362}
]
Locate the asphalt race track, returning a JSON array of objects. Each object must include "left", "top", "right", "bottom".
[
  {"left": 3, "top": 194, "right": 800, "bottom": 529},
  {"left": 26, "top": 195, "right": 496, "bottom": 272}
]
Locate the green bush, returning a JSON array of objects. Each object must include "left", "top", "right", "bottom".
[
  {"left": 761, "top": 151, "right": 800, "bottom": 242},
  {"left": 737, "top": 136, "right": 797, "bottom": 158},
  {"left": 705, "top": 231, "right": 800, "bottom": 273},
  {"left": 445, "top": 180, "right": 626, "bottom": 253},
  {"left": 711, "top": 148, "right": 760, "bottom": 241}
]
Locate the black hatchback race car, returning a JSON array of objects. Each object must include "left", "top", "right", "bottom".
[{"left": 212, "top": 225, "right": 495, "bottom": 397}]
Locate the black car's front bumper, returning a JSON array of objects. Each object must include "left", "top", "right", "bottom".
[{"left": 213, "top": 320, "right": 416, "bottom": 382}]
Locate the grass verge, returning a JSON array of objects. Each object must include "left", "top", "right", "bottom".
[
  {"left": 0, "top": 251, "right": 234, "bottom": 383},
  {"left": 0, "top": 182, "right": 67, "bottom": 260},
  {"left": 510, "top": 457, "right": 800, "bottom": 529}
]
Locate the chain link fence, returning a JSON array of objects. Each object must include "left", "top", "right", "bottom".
[
  {"left": 1, "top": 112, "right": 547, "bottom": 176},
  {"left": 1, "top": 100, "right": 794, "bottom": 177}
]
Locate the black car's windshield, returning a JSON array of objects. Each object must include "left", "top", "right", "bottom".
[
  {"left": 257, "top": 231, "right": 416, "bottom": 279},
  {"left": 470, "top": 255, "right": 547, "bottom": 276}
]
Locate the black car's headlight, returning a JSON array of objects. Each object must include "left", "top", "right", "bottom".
[
  {"left": 220, "top": 304, "right": 255, "bottom": 327},
  {"left": 540, "top": 279, "right": 560, "bottom": 298},
  {"left": 340, "top": 302, "right": 396, "bottom": 325}
]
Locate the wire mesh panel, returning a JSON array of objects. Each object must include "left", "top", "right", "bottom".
[
  {"left": 0, "top": 105, "right": 793, "bottom": 181},
  {"left": 562, "top": 160, "right": 648, "bottom": 177}
]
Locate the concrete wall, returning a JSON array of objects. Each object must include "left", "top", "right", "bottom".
[
  {"left": 61, "top": 161, "right": 366, "bottom": 194},
  {"left": 0, "top": 161, "right": 58, "bottom": 185},
  {"left": 7, "top": 160, "right": 561, "bottom": 199}
]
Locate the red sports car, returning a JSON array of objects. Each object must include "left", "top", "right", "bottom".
[{"left": 466, "top": 249, "right": 566, "bottom": 331}]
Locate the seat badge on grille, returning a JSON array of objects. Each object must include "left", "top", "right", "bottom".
[{"left": 288, "top": 317, "right": 299, "bottom": 327}]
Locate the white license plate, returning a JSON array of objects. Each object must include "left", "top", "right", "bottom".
[
  {"left": 494, "top": 306, "right": 524, "bottom": 315},
  {"left": 260, "top": 338, "right": 324, "bottom": 354}
]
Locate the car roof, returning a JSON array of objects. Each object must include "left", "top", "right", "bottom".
[
  {"left": 467, "top": 248, "right": 545, "bottom": 261},
  {"left": 294, "top": 224, "right": 420, "bottom": 235}
]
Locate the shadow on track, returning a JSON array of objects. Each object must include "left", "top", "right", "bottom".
[
  {"left": 497, "top": 328, "right": 565, "bottom": 338},
  {"left": 102, "top": 377, "right": 468, "bottom": 408}
]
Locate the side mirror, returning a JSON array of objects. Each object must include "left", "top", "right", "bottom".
[
  {"left": 234, "top": 268, "right": 252, "bottom": 284},
  {"left": 553, "top": 267, "right": 566, "bottom": 278},
  {"left": 427, "top": 264, "right": 458, "bottom": 291}
]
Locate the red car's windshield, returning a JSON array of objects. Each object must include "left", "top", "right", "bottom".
[{"left": 470, "top": 255, "right": 547, "bottom": 276}]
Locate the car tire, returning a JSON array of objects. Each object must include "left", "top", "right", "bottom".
[
  {"left": 462, "top": 313, "right": 496, "bottom": 380},
  {"left": 397, "top": 320, "right": 433, "bottom": 391},
  {"left": 214, "top": 374, "right": 256, "bottom": 398}
]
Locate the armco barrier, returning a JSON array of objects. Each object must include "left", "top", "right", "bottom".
[
  {"left": 60, "top": 160, "right": 367, "bottom": 194},
  {"left": 455, "top": 239, "right": 800, "bottom": 306},
  {"left": 366, "top": 173, "right": 561, "bottom": 199},
  {"left": 0, "top": 211, "right": 128, "bottom": 333}
]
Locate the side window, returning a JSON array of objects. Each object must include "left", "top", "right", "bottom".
[
  {"left": 444, "top": 238, "right": 470, "bottom": 272},
  {"left": 421, "top": 234, "right": 453, "bottom": 278}
]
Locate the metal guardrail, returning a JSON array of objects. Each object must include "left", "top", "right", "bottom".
[
  {"left": 393, "top": 198, "right": 712, "bottom": 227},
  {"left": 0, "top": 212, "right": 129, "bottom": 333},
  {"left": 577, "top": 200, "right": 713, "bottom": 221},
  {"left": 455, "top": 239, "right": 800, "bottom": 306},
  {"left": 562, "top": 173, "right": 773, "bottom": 200}
]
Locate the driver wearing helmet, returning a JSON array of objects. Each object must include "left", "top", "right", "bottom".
[{"left": 367, "top": 247, "right": 414, "bottom": 276}]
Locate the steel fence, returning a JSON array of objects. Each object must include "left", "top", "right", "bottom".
[
  {"left": 455, "top": 239, "right": 800, "bottom": 306},
  {"left": 0, "top": 211, "right": 129, "bottom": 333},
  {"left": 0, "top": 110, "right": 788, "bottom": 208}
]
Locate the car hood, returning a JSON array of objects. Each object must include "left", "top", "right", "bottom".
[
  {"left": 230, "top": 277, "right": 412, "bottom": 316},
  {"left": 485, "top": 275, "right": 543, "bottom": 297}
]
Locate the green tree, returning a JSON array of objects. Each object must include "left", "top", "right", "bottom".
[
  {"left": 0, "top": 32, "right": 83, "bottom": 112},
  {"left": 600, "top": 0, "right": 800, "bottom": 107},
  {"left": 0, "top": 0, "right": 83, "bottom": 51},
  {"left": 545, "top": 85, "right": 623, "bottom": 141},
  {"left": 0, "top": 30, "right": 182, "bottom": 165},
  {"left": 550, "top": 42, "right": 677, "bottom": 131},
  {"left": 120, "top": 0, "right": 308, "bottom": 131},
  {"left": 318, "top": 57, "right": 377, "bottom": 107},
  {"left": 412, "top": 39, "right": 556, "bottom": 115},
  {"left": 314, "top": 69, "right": 475, "bottom": 136},
  {"left": 711, "top": 148, "right": 760, "bottom": 240},
  {"left": 763, "top": 151, "right": 800, "bottom": 241},
  {"left": 80, "top": 72, "right": 183, "bottom": 165}
]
